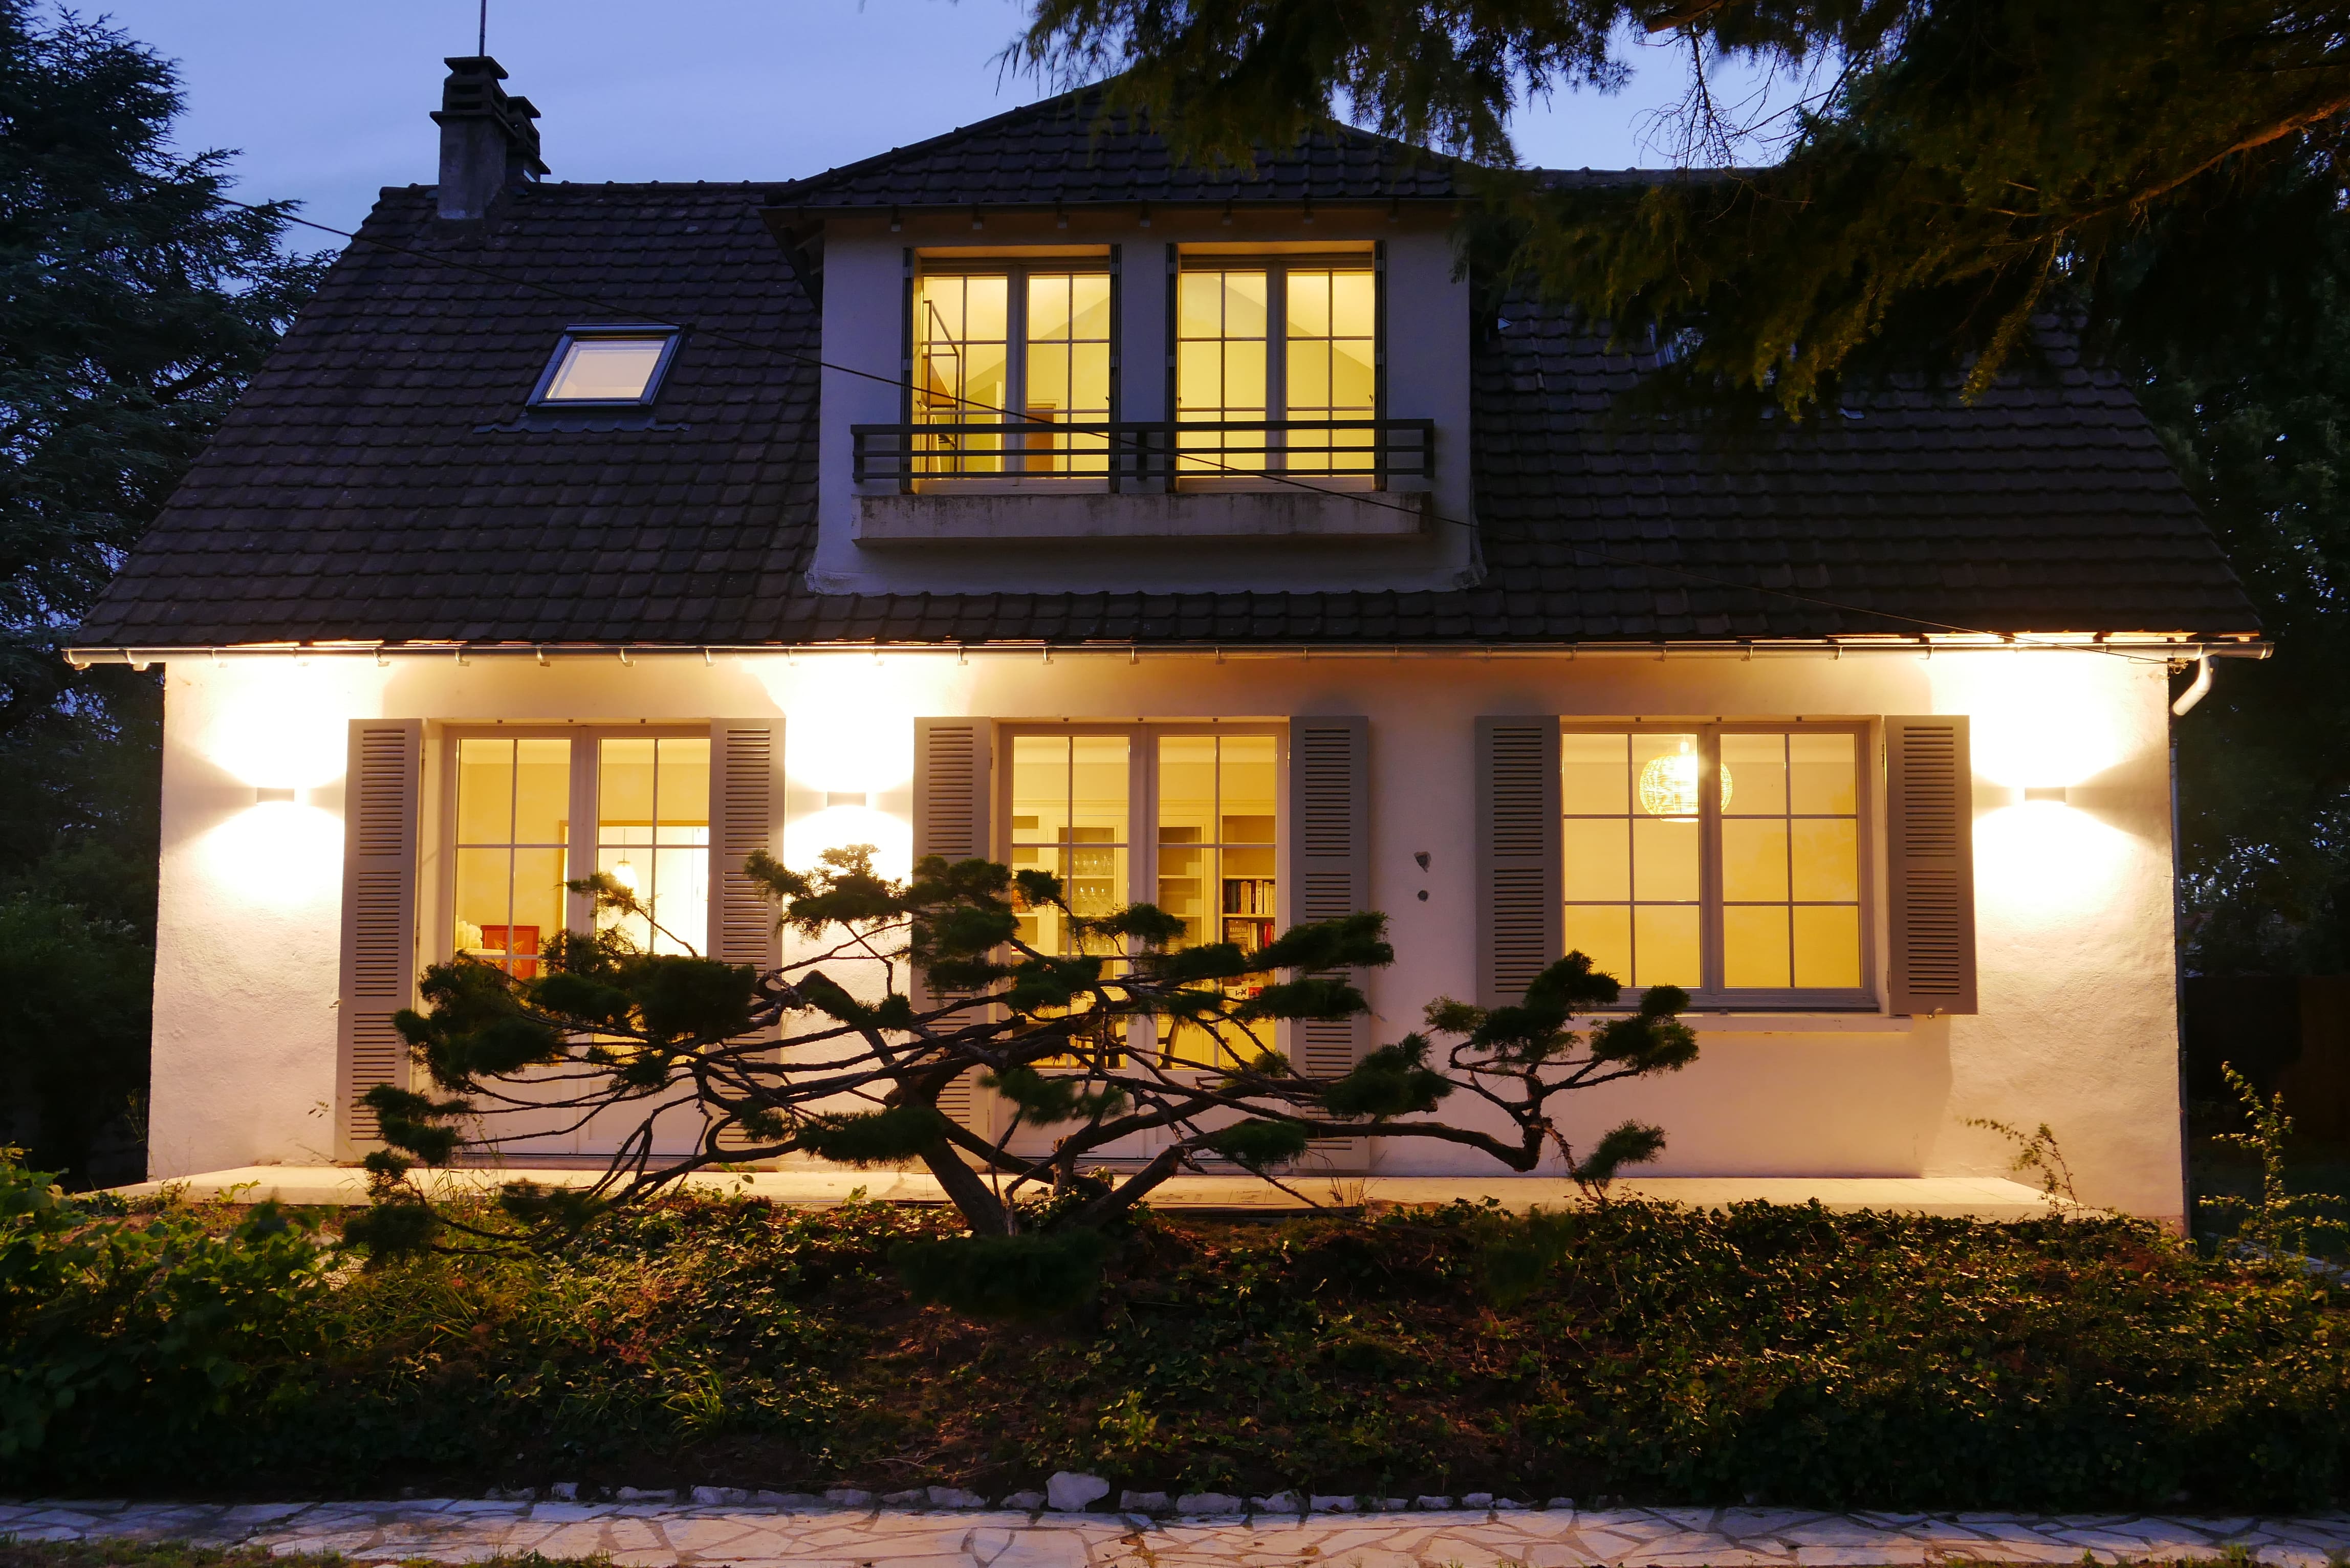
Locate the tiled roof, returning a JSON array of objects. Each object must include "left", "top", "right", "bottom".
[
  {"left": 76, "top": 117, "right": 2255, "bottom": 649},
  {"left": 763, "top": 88, "right": 1462, "bottom": 211}
]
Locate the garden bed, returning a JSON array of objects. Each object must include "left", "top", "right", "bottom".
[{"left": 7, "top": 1166, "right": 2350, "bottom": 1511}]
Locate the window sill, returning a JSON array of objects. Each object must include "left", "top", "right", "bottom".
[
  {"left": 853, "top": 487, "right": 1429, "bottom": 543},
  {"left": 1572, "top": 1012, "right": 1915, "bottom": 1036}
]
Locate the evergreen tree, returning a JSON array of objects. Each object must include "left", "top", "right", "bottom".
[
  {"left": 0, "top": 2, "right": 322, "bottom": 1183},
  {"left": 1019, "top": 0, "right": 2350, "bottom": 407}
]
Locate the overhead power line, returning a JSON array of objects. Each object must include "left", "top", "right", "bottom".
[{"left": 227, "top": 195, "right": 2235, "bottom": 668}]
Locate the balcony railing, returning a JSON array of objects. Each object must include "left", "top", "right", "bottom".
[{"left": 850, "top": 418, "right": 1435, "bottom": 489}]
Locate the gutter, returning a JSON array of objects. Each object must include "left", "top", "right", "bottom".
[{"left": 67, "top": 637, "right": 2275, "bottom": 668}]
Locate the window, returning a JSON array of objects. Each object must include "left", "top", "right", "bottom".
[
  {"left": 1002, "top": 725, "right": 1283, "bottom": 1065},
  {"left": 446, "top": 730, "right": 712, "bottom": 975},
  {"left": 1176, "top": 254, "right": 1378, "bottom": 476},
  {"left": 531, "top": 327, "right": 680, "bottom": 405},
  {"left": 912, "top": 259, "right": 1113, "bottom": 478},
  {"left": 452, "top": 737, "right": 571, "bottom": 978},
  {"left": 1560, "top": 725, "right": 1870, "bottom": 1004}
]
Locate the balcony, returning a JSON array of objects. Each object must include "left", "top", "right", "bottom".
[
  {"left": 851, "top": 418, "right": 1435, "bottom": 490},
  {"left": 849, "top": 419, "right": 1437, "bottom": 545}
]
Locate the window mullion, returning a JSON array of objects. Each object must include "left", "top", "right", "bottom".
[
  {"left": 566, "top": 734, "right": 597, "bottom": 938},
  {"left": 1007, "top": 266, "right": 1028, "bottom": 422},
  {"left": 1699, "top": 725, "right": 1725, "bottom": 997}
]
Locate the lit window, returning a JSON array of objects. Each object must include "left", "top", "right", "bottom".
[
  {"left": 532, "top": 329, "right": 679, "bottom": 405},
  {"left": 1177, "top": 256, "right": 1377, "bottom": 475},
  {"left": 1562, "top": 726, "right": 1870, "bottom": 1003},
  {"left": 452, "top": 736, "right": 573, "bottom": 978},
  {"left": 911, "top": 261, "right": 1112, "bottom": 477},
  {"left": 447, "top": 730, "right": 711, "bottom": 973},
  {"left": 1004, "top": 725, "right": 1284, "bottom": 1067}
]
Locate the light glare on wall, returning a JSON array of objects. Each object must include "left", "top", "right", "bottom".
[
  {"left": 202, "top": 799, "right": 343, "bottom": 907},
  {"left": 210, "top": 665, "right": 347, "bottom": 790},
  {"left": 784, "top": 803, "right": 911, "bottom": 886},
  {"left": 776, "top": 662, "right": 917, "bottom": 796},
  {"left": 1949, "top": 655, "right": 2129, "bottom": 790}
]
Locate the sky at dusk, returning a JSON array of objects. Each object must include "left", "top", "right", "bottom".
[{"left": 86, "top": 0, "right": 1736, "bottom": 250}]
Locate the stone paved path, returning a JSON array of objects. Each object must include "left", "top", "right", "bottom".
[{"left": 6, "top": 1497, "right": 2349, "bottom": 1567}]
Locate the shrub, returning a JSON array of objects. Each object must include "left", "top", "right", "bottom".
[{"left": 5, "top": 1148, "right": 2349, "bottom": 1511}]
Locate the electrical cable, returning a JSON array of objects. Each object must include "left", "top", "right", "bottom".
[{"left": 229, "top": 196, "right": 2239, "bottom": 667}]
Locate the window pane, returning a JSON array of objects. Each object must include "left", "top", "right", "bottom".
[
  {"left": 1790, "top": 732, "right": 1857, "bottom": 814},
  {"left": 964, "top": 275, "right": 1009, "bottom": 341},
  {"left": 515, "top": 738, "right": 571, "bottom": 844},
  {"left": 543, "top": 337, "right": 666, "bottom": 401},
  {"left": 1630, "top": 816, "right": 1699, "bottom": 902},
  {"left": 456, "top": 737, "right": 516, "bottom": 843},
  {"left": 1722, "top": 818, "right": 1790, "bottom": 903},
  {"left": 1793, "top": 905, "right": 1862, "bottom": 988},
  {"left": 1724, "top": 904, "right": 1792, "bottom": 988},
  {"left": 1178, "top": 272, "right": 1224, "bottom": 339},
  {"left": 1223, "top": 341, "right": 1267, "bottom": 411},
  {"left": 1286, "top": 339, "right": 1329, "bottom": 410},
  {"left": 1176, "top": 341, "right": 1223, "bottom": 412},
  {"left": 1331, "top": 339, "right": 1376, "bottom": 411},
  {"left": 1070, "top": 273, "right": 1112, "bottom": 340},
  {"left": 509, "top": 847, "right": 569, "bottom": 968},
  {"left": 1561, "top": 733, "right": 1629, "bottom": 815},
  {"left": 654, "top": 737, "right": 710, "bottom": 846},
  {"left": 1011, "top": 735, "right": 1070, "bottom": 843},
  {"left": 1028, "top": 273, "right": 1071, "bottom": 340},
  {"left": 1633, "top": 904, "right": 1700, "bottom": 988},
  {"left": 1221, "top": 735, "right": 1277, "bottom": 829},
  {"left": 1158, "top": 735, "right": 1216, "bottom": 847},
  {"left": 1791, "top": 817, "right": 1859, "bottom": 902},
  {"left": 1286, "top": 269, "right": 1331, "bottom": 338},
  {"left": 1721, "top": 732, "right": 1788, "bottom": 816},
  {"left": 1330, "top": 270, "right": 1375, "bottom": 337},
  {"left": 1071, "top": 735, "right": 1129, "bottom": 838},
  {"left": 1223, "top": 272, "right": 1267, "bottom": 338},
  {"left": 1564, "top": 905, "right": 1632, "bottom": 988},
  {"left": 1562, "top": 818, "right": 1630, "bottom": 902},
  {"left": 600, "top": 737, "right": 656, "bottom": 825}
]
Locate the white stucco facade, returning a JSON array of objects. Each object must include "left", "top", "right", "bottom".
[{"left": 139, "top": 642, "right": 2190, "bottom": 1223}]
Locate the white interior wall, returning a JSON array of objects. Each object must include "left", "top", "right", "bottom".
[{"left": 145, "top": 645, "right": 2186, "bottom": 1221}]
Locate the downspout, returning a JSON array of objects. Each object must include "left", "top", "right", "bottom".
[{"left": 2168, "top": 651, "right": 2212, "bottom": 1233}]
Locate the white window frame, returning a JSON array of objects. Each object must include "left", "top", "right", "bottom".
[
  {"left": 431, "top": 723, "right": 715, "bottom": 967},
  {"left": 906, "top": 250, "right": 1118, "bottom": 493},
  {"left": 1171, "top": 247, "right": 1384, "bottom": 492},
  {"left": 991, "top": 719, "right": 1289, "bottom": 1070},
  {"left": 1561, "top": 719, "right": 1880, "bottom": 1011}
]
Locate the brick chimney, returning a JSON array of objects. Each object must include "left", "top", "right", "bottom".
[{"left": 431, "top": 56, "right": 546, "bottom": 220}]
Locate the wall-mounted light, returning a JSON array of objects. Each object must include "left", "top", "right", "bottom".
[
  {"left": 825, "top": 790, "right": 871, "bottom": 810},
  {"left": 2023, "top": 786, "right": 2069, "bottom": 804},
  {"left": 255, "top": 787, "right": 296, "bottom": 804}
]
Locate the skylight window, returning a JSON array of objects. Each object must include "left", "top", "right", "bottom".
[{"left": 531, "top": 328, "right": 679, "bottom": 405}]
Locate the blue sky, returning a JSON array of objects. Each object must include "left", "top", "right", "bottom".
[{"left": 94, "top": 1, "right": 1729, "bottom": 248}]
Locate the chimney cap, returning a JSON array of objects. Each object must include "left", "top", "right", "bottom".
[{"left": 432, "top": 53, "right": 547, "bottom": 220}]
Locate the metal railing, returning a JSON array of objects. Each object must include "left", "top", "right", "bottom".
[{"left": 850, "top": 418, "right": 1435, "bottom": 489}]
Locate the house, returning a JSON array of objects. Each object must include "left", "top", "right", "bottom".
[{"left": 74, "top": 58, "right": 2262, "bottom": 1223}]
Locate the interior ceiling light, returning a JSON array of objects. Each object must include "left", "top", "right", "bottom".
[{"left": 1638, "top": 738, "right": 1731, "bottom": 817}]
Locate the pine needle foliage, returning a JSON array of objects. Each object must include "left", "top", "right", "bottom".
[{"left": 361, "top": 847, "right": 1695, "bottom": 1309}]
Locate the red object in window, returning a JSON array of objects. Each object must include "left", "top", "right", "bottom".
[{"left": 480, "top": 924, "right": 541, "bottom": 979}]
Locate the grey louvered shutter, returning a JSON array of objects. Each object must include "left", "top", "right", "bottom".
[
  {"left": 914, "top": 718, "right": 993, "bottom": 1128},
  {"left": 1886, "top": 716, "right": 1978, "bottom": 1014},
  {"left": 1288, "top": 716, "right": 1370, "bottom": 1076},
  {"left": 336, "top": 719, "right": 422, "bottom": 1153},
  {"left": 1476, "top": 716, "right": 1562, "bottom": 1009},
  {"left": 708, "top": 718, "right": 785, "bottom": 971}
]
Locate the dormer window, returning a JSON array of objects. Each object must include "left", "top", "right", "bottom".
[
  {"left": 531, "top": 327, "right": 680, "bottom": 406},
  {"left": 1177, "top": 247, "right": 1378, "bottom": 481},
  {"left": 910, "top": 252, "right": 1114, "bottom": 482}
]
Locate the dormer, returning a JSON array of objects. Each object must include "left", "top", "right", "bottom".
[{"left": 764, "top": 93, "right": 1481, "bottom": 597}]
